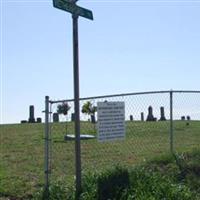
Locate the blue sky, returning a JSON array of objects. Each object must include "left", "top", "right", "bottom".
[{"left": 1, "top": 0, "right": 200, "bottom": 124}]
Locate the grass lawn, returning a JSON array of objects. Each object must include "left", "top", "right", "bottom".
[{"left": 0, "top": 120, "right": 199, "bottom": 199}]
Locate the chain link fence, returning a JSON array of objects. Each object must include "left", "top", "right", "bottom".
[
  {"left": 44, "top": 90, "right": 200, "bottom": 194},
  {"left": 173, "top": 92, "right": 200, "bottom": 152}
]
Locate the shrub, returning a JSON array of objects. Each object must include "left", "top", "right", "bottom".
[{"left": 97, "top": 166, "right": 129, "bottom": 200}]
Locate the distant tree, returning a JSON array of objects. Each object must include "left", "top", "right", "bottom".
[{"left": 82, "top": 101, "right": 97, "bottom": 124}]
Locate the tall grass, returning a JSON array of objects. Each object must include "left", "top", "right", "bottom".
[{"left": 33, "top": 150, "right": 200, "bottom": 200}]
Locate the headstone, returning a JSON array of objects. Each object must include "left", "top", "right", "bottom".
[
  {"left": 141, "top": 112, "right": 144, "bottom": 121},
  {"left": 28, "top": 105, "right": 35, "bottom": 123},
  {"left": 71, "top": 113, "right": 75, "bottom": 122},
  {"left": 91, "top": 114, "right": 96, "bottom": 124},
  {"left": 186, "top": 116, "right": 191, "bottom": 121},
  {"left": 186, "top": 116, "right": 190, "bottom": 126},
  {"left": 53, "top": 113, "right": 59, "bottom": 122},
  {"left": 146, "top": 106, "right": 156, "bottom": 121},
  {"left": 36, "top": 117, "right": 42, "bottom": 123},
  {"left": 21, "top": 120, "right": 27, "bottom": 124},
  {"left": 130, "top": 115, "right": 133, "bottom": 121},
  {"left": 181, "top": 116, "right": 185, "bottom": 121},
  {"left": 159, "top": 106, "right": 166, "bottom": 121}
]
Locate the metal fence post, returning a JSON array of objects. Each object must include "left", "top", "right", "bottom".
[
  {"left": 170, "top": 90, "right": 174, "bottom": 153},
  {"left": 44, "top": 96, "right": 50, "bottom": 198}
]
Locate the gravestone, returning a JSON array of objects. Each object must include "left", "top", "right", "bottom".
[
  {"left": 187, "top": 116, "right": 191, "bottom": 121},
  {"left": 91, "top": 114, "right": 96, "bottom": 124},
  {"left": 36, "top": 118, "right": 42, "bottom": 123},
  {"left": 181, "top": 116, "right": 185, "bottom": 121},
  {"left": 21, "top": 120, "right": 27, "bottom": 124},
  {"left": 53, "top": 113, "right": 59, "bottom": 122},
  {"left": 186, "top": 116, "right": 190, "bottom": 126},
  {"left": 28, "top": 105, "right": 35, "bottom": 123},
  {"left": 186, "top": 115, "right": 190, "bottom": 126},
  {"left": 71, "top": 113, "right": 75, "bottom": 122},
  {"left": 130, "top": 115, "right": 133, "bottom": 121},
  {"left": 141, "top": 112, "right": 144, "bottom": 121},
  {"left": 159, "top": 106, "right": 166, "bottom": 121},
  {"left": 146, "top": 106, "right": 156, "bottom": 121}
]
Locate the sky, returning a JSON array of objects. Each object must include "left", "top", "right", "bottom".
[{"left": 1, "top": 0, "right": 200, "bottom": 124}]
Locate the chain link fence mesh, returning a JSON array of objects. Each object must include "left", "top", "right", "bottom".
[
  {"left": 48, "top": 101, "right": 76, "bottom": 187},
  {"left": 79, "top": 92, "right": 170, "bottom": 173},
  {"left": 173, "top": 92, "right": 200, "bottom": 152},
  {"left": 47, "top": 92, "right": 167, "bottom": 184},
  {"left": 46, "top": 91, "right": 200, "bottom": 189}
]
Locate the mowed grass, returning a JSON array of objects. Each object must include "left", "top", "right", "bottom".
[
  {"left": 0, "top": 120, "right": 199, "bottom": 199},
  {"left": 0, "top": 123, "right": 44, "bottom": 199}
]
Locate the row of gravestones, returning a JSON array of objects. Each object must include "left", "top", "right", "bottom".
[
  {"left": 21, "top": 105, "right": 42, "bottom": 124},
  {"left": 130, "top": 106, "right": 191, "bottom": 122},
  {"left": 52, "top": 106, "right": 191, "bottom": 123},
  {"left": 52, "top": 106, "right": 166, "bottom": 123},
  {"left": 129, "top": 106, "right": 166, "bottom": 122},
  {"left": 181, "top": 116, "right": 191, "bottom": 121}
]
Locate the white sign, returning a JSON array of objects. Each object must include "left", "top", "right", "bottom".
[{"left": 97, "top": 101, "right": 125, "bottom": 142}]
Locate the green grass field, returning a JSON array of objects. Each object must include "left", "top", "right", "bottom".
[{"left": 0, "top": 120, "right": 199, "bottom": 199}]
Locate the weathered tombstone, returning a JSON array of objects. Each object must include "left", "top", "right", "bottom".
[
  {"left": 186, "top": 116, "right": 191, "bottom": 121},
  {"left": 146, "top": 106, "right": 156, "bottom": 121},
  {"left": 141, "top": 112, "right": 144, "bottom": 121},
  {"left": 71, "top": 113, "right": 75, "bottom": 122},
  {"left": 91, "top": 114, "right": 96, "bottom": 124},
  {"left": 53, "top": 113, "right": 59, "bottom": 122},
  {"left": 181, "top": 116, "right": 185, "bottom": 121},
  {"left": 130, "top": 115, "right": 133, "bottom": 121},
  {"left": 159, "top": 106, "right": 166, "bottom": 121},
  {"left": 186, "top": 116, "right": 190, "bottom": 126},
  {"left": 21, "top": 120, "right": 27, "bottom": 124},
  {"left": 36, "top": 117, "right": 42, "bottom": 123},
  {"left": 28, "top": 105, "right": 35, "bottom": 123}
]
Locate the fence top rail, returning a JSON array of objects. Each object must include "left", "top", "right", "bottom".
[
  {"left": 49, "top": 90, "right": 200, "bottom": 104},
  {"left": 172, "top": 90, "right": 200, "bottom": 93},
  {"left": 49, "top": 90, "right": 169, "bottom": 104}
]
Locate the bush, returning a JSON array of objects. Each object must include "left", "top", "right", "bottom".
[{"left": 97, "top": 166, "right": 129, "bottom": 200}]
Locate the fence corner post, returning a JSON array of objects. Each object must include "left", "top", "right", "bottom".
[
  {"left": 170, "top": 90, "right": 174, "bottom": 154},
  {"left": 44, "top": 95, "right": 50, "bottom": 199}
]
